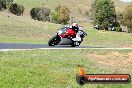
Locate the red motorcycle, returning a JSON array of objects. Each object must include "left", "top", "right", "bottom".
[{"left": 48, "top": 26, "right": 87, "bottom": 47}]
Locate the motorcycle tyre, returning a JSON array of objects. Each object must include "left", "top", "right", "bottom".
[{"left": 48, "top": 35, "right": 60, "bottom": 46}]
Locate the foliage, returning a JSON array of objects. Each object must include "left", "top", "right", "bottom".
[
  {"left": 123, "top": 4, "right": 132, "bottom": 33},
  {"left": 9, "top": 3, "right": 24, "bottom": 16},
  {"left": 51, "top": 5, "right": 70, "bottom": 25},
  {"left": 116, "top": 12, "right": 123, "bottom": 24},
  {"left": 50, "top": 11, "right": 59, "bottom": 24},
  {"left": 30, "top": 7, "right": 51, "bottom": 22},
  {"left": 111, "top": 21, "right": 122, "bottom": 32},
  {"left": 92, "top": 0, "right": 117, "bottom": 30},
  {"left": 0, "top": 0, "right": 13, "bottom": 10},
  {"left": 115, "top": 27, "right": 122, "bottom": 32}
]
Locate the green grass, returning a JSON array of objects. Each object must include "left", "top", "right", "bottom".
[
  {"left": 14, "top": 0, "right": 61, "bottom": 9},
  {"left": 0, "top": 49, "right": 132, "bottom": 88},
  {"left": 0, "top": 12, "right": 61, "bottom": 44},
  {"left": 82, "top": 29, "right": 132, "bottom": 48}
]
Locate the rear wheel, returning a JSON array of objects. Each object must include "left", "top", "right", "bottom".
[
  {"left": 48, "top": 35, "right": 61, "bottom": 46},
  {"left": 71, "top": 42, "right": 77, "bottom": 47},
  {"left": 71, "top": 41, "right": 81, "bottom": 47}
]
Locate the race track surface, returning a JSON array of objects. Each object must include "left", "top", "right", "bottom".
[{"left": 0, "top": 43, "right": 105, "bottom": 49}]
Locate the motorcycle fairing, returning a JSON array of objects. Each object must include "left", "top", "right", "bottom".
[
  {"left": 59, "top": 29, "right": 76, "bottom": 39},
  {"left": 59, "top": 38, "right": 73, "bottom": 45}
]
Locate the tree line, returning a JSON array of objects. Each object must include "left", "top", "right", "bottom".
[
  {"left": 0, "top": 0, "right": 131, "bottom": 33},
  {"left": 0, "top": 0, "right": 24, "bottom": 16}
]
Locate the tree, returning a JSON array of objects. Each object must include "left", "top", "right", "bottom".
[
  {"left": 116, "top": 12, "right": 123, "bottom": 24},
  {"left": 0, "top": 0, "right": 13, "bottom": 10},
  {"left": 9, "top": 3, "right": 24, "bottom": 16},
  {"left": 30, "top": 7, "right": 51, "bottom": 22},
  {"left": 50, "top": 11, "right": 59, "bottom": 24},
  {"left": 51, "top": 5, "right": 70, "bottom": 25},
  {"left": 123, "top": 4, "right": 132, "bottom": 33},
  {"left": 92, "top": 0, "right": 117, "bottom": 30}
]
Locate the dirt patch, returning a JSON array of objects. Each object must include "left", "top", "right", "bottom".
[
  {"left": 87, "top": 51, "right": 132, "bottom": 73},
  {"left": 128, "top": 52, "right": 132, "bottom": 59}
]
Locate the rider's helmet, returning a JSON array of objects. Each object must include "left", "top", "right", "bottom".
[{"left": 72, "top": 23, "right": 79, "bottom": 32}]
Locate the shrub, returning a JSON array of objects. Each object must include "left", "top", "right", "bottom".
[
  {"left": 30, "top": 7, "right": 51, "bottom": 22},
  {"left": 0, "top": 0, "right": 13, "bottom": 10},
  {"left": 9, "top": 3, "right": 24, "bottom": 16},
  {"left": 112, "top": 21, "right": 120, "bottom": 27},
  {"left": 51, "top": 5, "right": 70, "bottom": 24},
  {"left": 50, "top": 11, "right": 59, "bottom": 23},
  {"left": 127, "top": 22, "right": 132, "bottom": 33},
  {"left": 98, "top": 25, "right": 104, "bottom": 30},
  {"left": 111, "top": 21, "right": 122, "bottom": 32},
  {"left": 123, "top": 4, "right": 132, "bottom": 33},
  {"left": 0, "top": 4, "right": 2, "bottom": 11},
  {"left": 115, "top": 27, "right": 122, "bottom": 32}
]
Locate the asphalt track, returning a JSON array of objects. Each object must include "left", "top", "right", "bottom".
[
  {"left": 0, "top": 43, "right": 105, "bottom": 49},
  {"left": 0, "top": 43, "right": 131, "bottom": 51}
]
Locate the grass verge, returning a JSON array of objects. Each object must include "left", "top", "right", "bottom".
[{"left": 0, "top": 49, "right": 132, "bottom": 88}]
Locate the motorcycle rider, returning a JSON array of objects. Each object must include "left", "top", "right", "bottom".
[
  {"left": 71, "top": 23, "right": 82, "bottom": 41},
  {"left": 71, "top": 23, "right": 79, "bottom": 33},
  {"left": 48, "top": 22, "right": 87, "bottom": 46}
]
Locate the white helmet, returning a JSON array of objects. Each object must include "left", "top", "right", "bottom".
[
  {"left": 72, "top": 23, "right": 79, "bottom": 30},
  {"left": 72, "top": 23, "right": 78, "bottom": 28}
]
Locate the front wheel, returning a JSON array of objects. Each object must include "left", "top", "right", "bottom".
[
  {"left": 48, "top": 35, "right": 61, "bottom": 46},
  {"left": 71, "top": 42, "right": 76, "bottom": 47}
]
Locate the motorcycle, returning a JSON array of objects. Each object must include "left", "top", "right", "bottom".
[{"left": 48, "top": 26, "right": 87, "bottom": 47}]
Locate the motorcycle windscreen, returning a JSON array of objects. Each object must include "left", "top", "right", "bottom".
[
  {"left": 59, "top": 38, "right": 72, "bottom": 45},
  {"left": 58, "top": 27, "right": 70, "bottom": 35}
]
